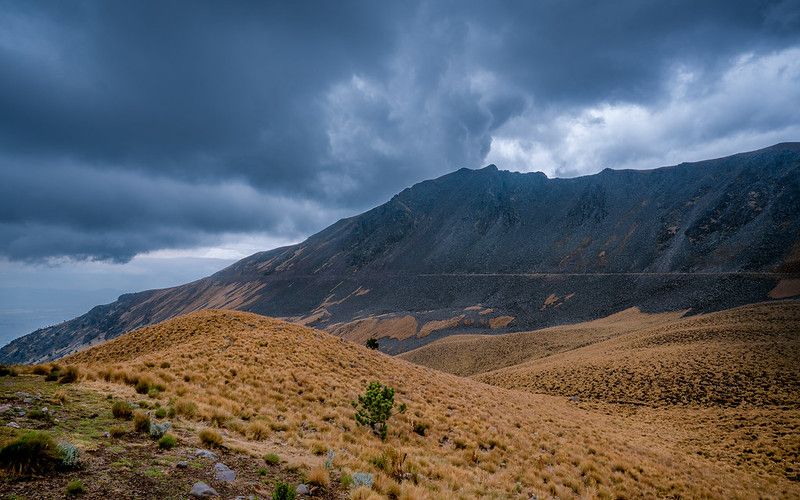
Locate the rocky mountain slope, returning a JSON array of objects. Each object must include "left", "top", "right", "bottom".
[{"left": 2, "top": 143, "right": 800, "bottom": 363}]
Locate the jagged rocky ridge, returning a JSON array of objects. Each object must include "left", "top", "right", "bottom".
[{"left": 2, "top": 143, "right": 799, "bottom": 363}]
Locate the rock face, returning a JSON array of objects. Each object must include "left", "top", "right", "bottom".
[{"left": 2, "top": 143, "right": 800, "bottom": 363}]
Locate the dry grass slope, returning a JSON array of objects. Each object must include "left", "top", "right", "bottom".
[
  {"left": 64, "top": 309, "right": 798, "bottom": 498},
  {"left": 476, "top": 302, "right": 800, "bottom": 408},
  {"left": 400, "top": 307, "right": 687, "bottom": 377}
]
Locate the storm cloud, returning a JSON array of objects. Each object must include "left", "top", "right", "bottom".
[{"left": 1, "top": 0, "right": 799, "bottom": 262}]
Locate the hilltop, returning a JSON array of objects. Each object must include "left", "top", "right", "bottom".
[
  {"left": 0, "top": 309, "right": 785, "bottom": 497},
  {"left": 3, "top": 143, "right": 800, "bottom": 363}
]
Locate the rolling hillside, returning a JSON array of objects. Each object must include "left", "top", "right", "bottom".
[
  {"left": 399, "top": 307, "right": 689, "bottom": 377},
  {"left": 3, "top": 143, "right": 800, "bottom": 363},
  {"left": 473, "top": 301, "right": 800, "bottom": 407},
  {"left": 59, "top": 310, "right": 798, "bottom": 498}
]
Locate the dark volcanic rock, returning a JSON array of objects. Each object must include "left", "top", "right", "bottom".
[{"left": 2, "top": 143, "right": 800, "bottom": 363}]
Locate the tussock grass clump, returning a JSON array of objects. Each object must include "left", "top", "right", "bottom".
[
  {"left": 66, "top": 479, "right": 86, "bottom": 495},
  {"left": 199, "top": 428, "right": 223, "bottom": 448},
  {"left": 264, "top": 452, "right": 280, "bottom": 465},
  {"left": 247, "top": 421, "right": 269, "bottom": 440},
  {"left": 135, "top": 378, "right": 151, "bottom": 395},
  {"left": 174, "top": 399, "right": 197, "bottom": 418},
  {"left": 109, "top": 425, "right": 127, "bottom": 438},
  {"left": 44, "top": 365, "right": 60, "bottom": 382},
  {"left": 0, "top": 431, "right": 61, "bottom": 474},
  {"left": 132, "top": 411, "right": 150, "bottom": 433},
  {"left": 31, "top": 365, "right": 50, "bottom": 376},
  {"left": 111, "top": 401, "right": 133, "bottom": 420},
  {"left": 308, "top": 465, "right": 330, "bottom": 488},
  {"left": 58, "top": 365, "right": 79, "bottom": 384},
  {"left": 158, "top": 434, "right": 177, "bottom": 450}
]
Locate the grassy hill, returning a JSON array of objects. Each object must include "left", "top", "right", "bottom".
[
  {"left": 399, "top": 307, "right": 688, "bottom": 377},
  {"left": 45, "top": 309, "right": 797, "bottom": 498},
  {"left": 472, "top": 301, "right": 800, "bottom": 407},
  {"left": 401, "top": 301, "right": 800, "bottom": 487}
]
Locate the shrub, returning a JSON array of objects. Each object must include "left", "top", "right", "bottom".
[
  {"left": 109, "top": 425, "right": 126, "bottom": 438},
  {"left": 365, "top": 338, "right": 379, "bottom": 350},
  {"left": 132, "top": 411, "right": 151, "bottom": 434},
  {"left": 111, "top": 401, "right": 133, "bottom": 420},
  {"left": 258, "top": 467, "right": 268, "bottom": 476},
  {"left": 308, "top": 465, "right": 330, "bottom": 488},
  {"left": 352, "top": 381, "right": 399, "bottom": 440},
  {"left": 199, "top": 428, "right": 223, "bottom": 447},
  {"left": 147, "top": 387, "right": 161, "bottom": 399},
  {"left": 0, "top": 431, "right": 62, "bottom": 474},
  {"left": 154, "top": 407, "right": 167, "bottom": 419},
  {"left": 58, "top": 441, "right": 80, "bottom": 468},
  {"left": 264, "top": 453, "right": 280, "bottom": 465},
  {"left": 158, "top": 434, "right": 177, "bottom": 450},
  {"left": 272, "top": 481, "right": 296, "bottom": 500},
  {"left": 66, "top": 479, "right": 86, "bottom": 495},
  {"left": 59, "top": 365, "right": 79, "bottom": 384}
]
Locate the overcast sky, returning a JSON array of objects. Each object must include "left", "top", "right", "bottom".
[{"left": 1, "top": 0, "right": 800, "bottom": 341}]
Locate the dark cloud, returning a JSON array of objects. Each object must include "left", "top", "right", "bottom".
[{"left": 1, "top": 0, "right": 798, "bottom": 262}]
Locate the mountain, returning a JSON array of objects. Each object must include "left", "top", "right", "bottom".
[
  {"left": 3, "top": 143, "right": 800, "bottom": 363},
  {"left": 58, "top": 309, "right": 798, "bottom": 497}
]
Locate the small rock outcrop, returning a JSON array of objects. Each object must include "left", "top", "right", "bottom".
[
  {"left": 214, "top": 462, "right": 236, "bottom": 482},
  {"left": 189, "top": 482, "right": 218, "bottom": 497}
]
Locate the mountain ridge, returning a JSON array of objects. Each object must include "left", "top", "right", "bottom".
[{"left": 2, "top": 142, "right": 799, "bottom": 363}]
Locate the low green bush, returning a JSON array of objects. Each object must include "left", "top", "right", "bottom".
[
  {"left": 66, "top": 479, "right": 86, "bottom": 495},
  {"left": 272, "top": 481, "right": 296, "bottom": 500},
  {"left": 158, "top": 434, "right": 177, "bottom": 450}
]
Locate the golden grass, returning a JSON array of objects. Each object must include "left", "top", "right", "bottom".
[
  {"left": 476, "top": 302, "right": 800, "bottom": 407},
  {"left": 401, "top": 307, "right": 686, "bottom": 376},
  {"left": 65, "top": 309, "right": 798, "bottom": 498}
]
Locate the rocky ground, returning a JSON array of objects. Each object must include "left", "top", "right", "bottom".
[{"left": 0, "top": 374, "right": 348, "bottom": 499}]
